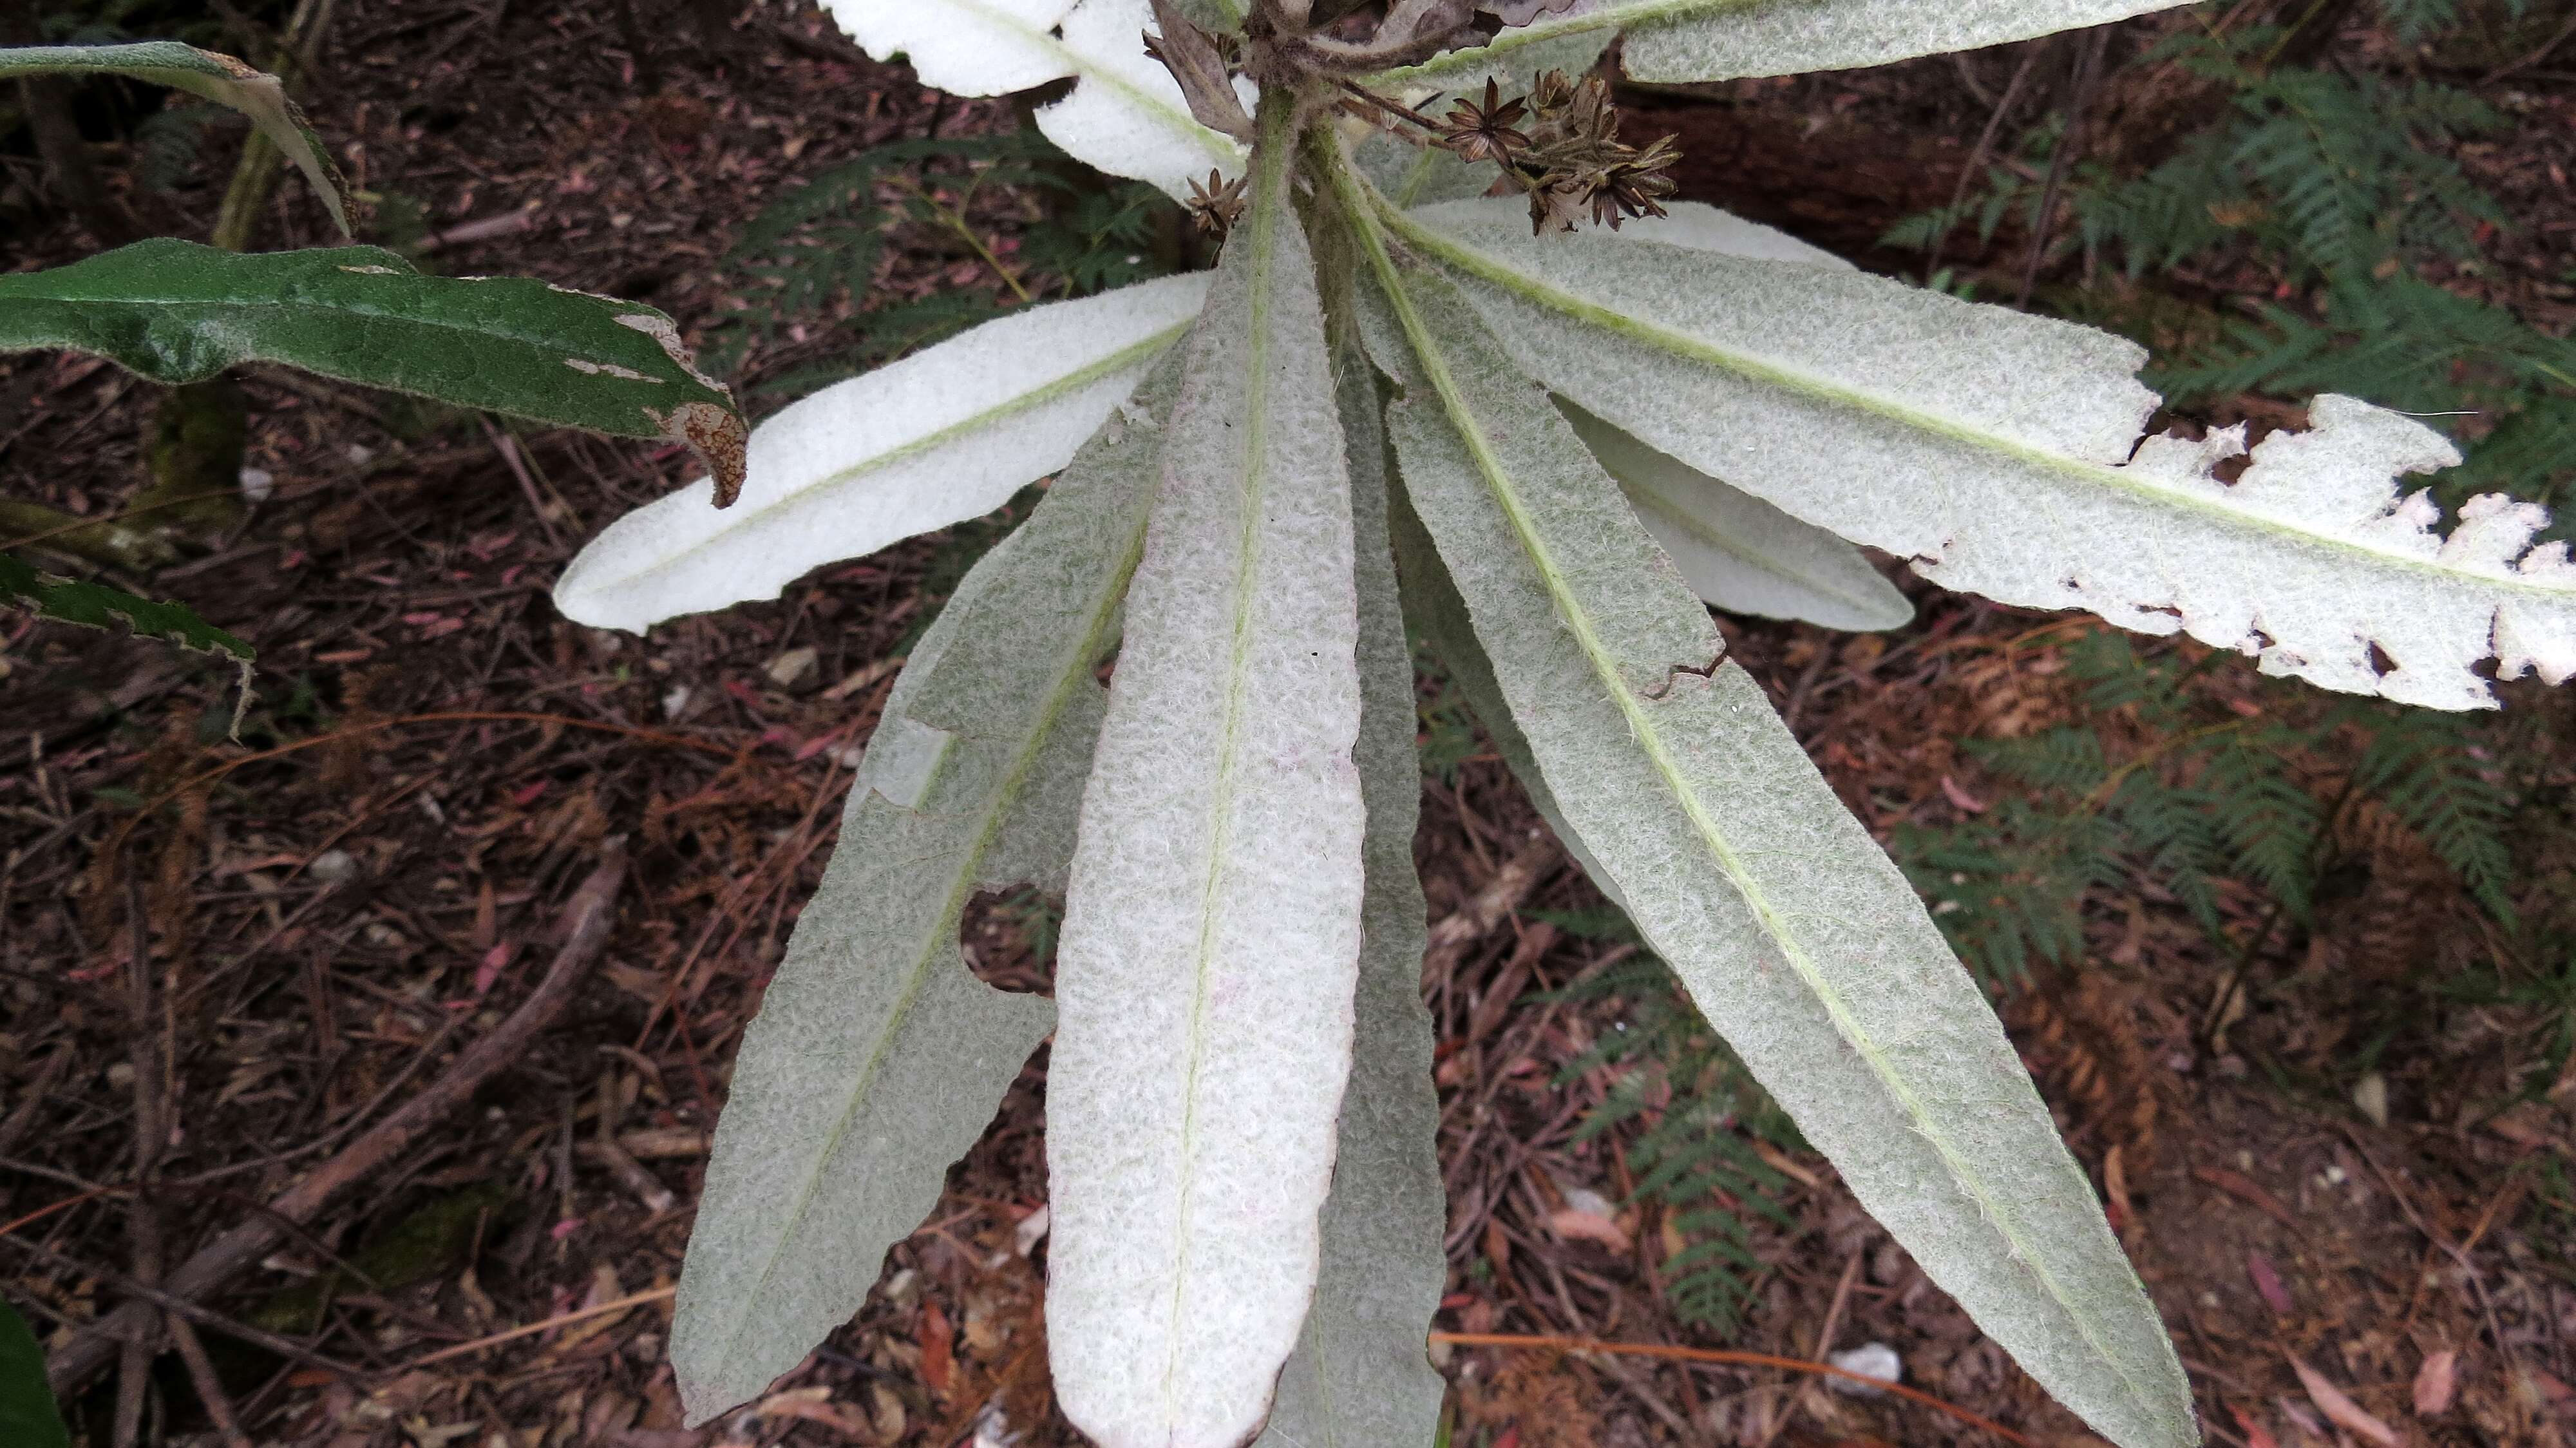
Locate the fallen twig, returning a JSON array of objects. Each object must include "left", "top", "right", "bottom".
[
  {"left": 44, "top": 841, "right": 629, "bottom": 1396},
  {"left": 1429, "top": 1331, "right": 2039, "bottom": 1447}
]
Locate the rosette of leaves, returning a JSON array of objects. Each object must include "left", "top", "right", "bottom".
[{"left": 554, "top": 5, "right": 2576, "bottom": 1447}]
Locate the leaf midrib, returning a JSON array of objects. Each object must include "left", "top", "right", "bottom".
[
  {"left": 601, "top": 324, "right": 1191, "bottom": 593},
  {"left": 1391, "top": 207, "right": 2571, "bottom": 612},
  {"left": 1160, "top": 90, "right": 1293, "bottom": 1430},
  {"left": 1331, "top": 145, "right": 2173, "bottom": 1438}
]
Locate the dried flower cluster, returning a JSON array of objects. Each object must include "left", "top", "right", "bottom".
[{"left": 1421, "top": 72, "right": 1680, "bottom": 233}]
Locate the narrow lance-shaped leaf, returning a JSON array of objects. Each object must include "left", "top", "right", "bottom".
[
  {"left": 1047, "top": 93, "right": 1367, "bottom": 1448},
  {"left": 0, "top": 42, "right": 350, "bottom": 235},
  {"left": 671, "top": 357, "right": 1189, "bottom": 1425},
  {"left": 822, "top": 0, "right": 1244, "bottom": 198},
  {"left": 1393, "top": 197, "right": 2575, "bottom": 711},
  {"left": 1256, "top": 329, "right": 1448, "bottom": 1448},
  {"left": 1333, "top": 148, "right": 2197, "bottom": 1448},
  {"left": 0, "top": 239, "right": 747, "bottom": 505},
  {"left": 556, "top": 271, "right": 1208, "bottom": 631},
  {"left": 1373, "top": 0, "right": 2193, "bottom": 89}
]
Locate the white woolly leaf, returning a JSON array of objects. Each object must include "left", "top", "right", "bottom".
[
  {"left": 670, "top": 357, "right": 1187, "bottom": 1425},
  {"left": 1378, "top": 0, "right": 2194, "bottom": 89},
  {"left": 1258, "top": 338, "right": 1449, "bottom": 1448},
  {"left": 1046, "top": 99, "right": 1368, "bottom": 1448},
  {"left": 554, "top": 272, "right": 1206, "bottom": 633},
  {"left": 1394, "top": 198, "right": 2572, "bottom": 710},
  {"left": 1340, "top": 175, "right": 2197, "bottom": 1448},
  {"left": 822, "top": 0, "right": 1242, "bottom": 196},
  {"left": 1416, "top": 201, "right": 1906, "bottom": 630}
]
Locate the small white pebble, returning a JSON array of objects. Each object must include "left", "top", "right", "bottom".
[
  {"left": 1826, "top": 1342, "right": 1902, "bottom": 1396},
  {"left": 238, "top": 467, "right": 276, "bottom": 504},
  {"left": 308, "top": 848, "right": 359, "bottom": 883}
]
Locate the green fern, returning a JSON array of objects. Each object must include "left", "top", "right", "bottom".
[
  {"left": 1883, "top": 17, "right": 2572, "bottom": 515},
  {"left": 1900, "top": 632, "right": 2519, "bottom": 984},
  {"left": 705, "top": 128, "right": 1182, "bottom": 391},
  {"left": 1537, "top": 913, "right": 1802, "bottom": 1331}
]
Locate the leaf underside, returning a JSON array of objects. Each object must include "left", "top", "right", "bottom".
[
  {"left": 823, "top": 0, "right": 1243, "bottom": 198},
  {"left": 1379, "top": 0, "right": 2196, "bottom": 90},
  {"left": 554, "top": 271, "right": 1207, "bottom": 632},
  {"left": 0, "top": 240, "right": 746, "bottom": 503},
  {"left": 1045, "top": 93, "right": 1369, "bottom": 1448},
  {"left": 670, "top": 357, "right": 1187, "bottom": 1426},
  {"left": 1341, "top": 150, "right": 2197, "bottom": 1448},
  {"left": 1396, "top": 200, "right": 2572, "bottom": 711},
  {"left": 1255, "top": 323, "right": 1450, "bottom": 1448}
]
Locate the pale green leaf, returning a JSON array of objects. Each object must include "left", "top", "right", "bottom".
[
  {"left": 1335, "top": 150, "right": 2197, "bottom": 1448},
  {"left": 822, "top": 0, "right": 1243, "bottom": 197},
  {"left": 0, "top": 239, "right": 746, "bottom": 506},
  {"left": 0, "top": 42, "right": 349, "bottom": 235},
  {"left": 1047, "top": 96, "right": 1367, "bottom": 1448},
  {"left": 1376, "top": 0, "right": 2193, "bottom": 88},
  {"left": 556, "top": 272, "right": 1206, "bottom": 632},
  {"left": 1564, "top": 401, "right": 1911, "bottom": 631},
  {"left": 1392, "top": 198, "right": 2575, "bottom": 711},
  {"left": 670, "top": 357, "right": 1188, "bottom": 1426},
  {"left": 1258, "top": 334, "right": 1448, "bottom": 1448}
]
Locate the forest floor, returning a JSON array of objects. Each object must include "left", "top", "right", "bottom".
[{"left": 5, "top": 3, "right": 2576, "bottom": 1447}]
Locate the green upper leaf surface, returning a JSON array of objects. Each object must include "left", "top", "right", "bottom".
[
  {"left": 1045, "top": 95, "right": 1367, "bottom": 1448},
  {"left": 1389, "top": 198, "right": 2575, "bottom": 712},
  {"left": 1332, "top": 148, "right": 2197, "bottom": 1448},
  {"left": 1378, "top": 0, "right": 2192, "bottom": 88},
  {"left": 0, "top": 551, "right": 250, "bottom": 665},
  {"left": 0, "top": 1296, "right": 70, "bottom": 1448},
  {"left": 0, "top": 239, "right": 746, "bottom": 500},
  {"left": 0, "top": 42, "right": 350, "bottom": 234},
  {"left": 1256, "top": 330, "right": 1448, "bottom": 1448},
  {"left": 670, "top": 359, "right": 1188, "bottom": 1425}
]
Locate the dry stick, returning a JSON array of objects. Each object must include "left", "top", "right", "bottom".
[
  {"left": 2488, "top": 3, "right": 2576, "bottom": 81},
  {"left": 45, "top": 842, "right": 630, "bottom": 1397},
  {"left": 1925, "top": 44, "right": 2044, "bottom": 286},
  {"left": 115, "top": 875, "right": 166, "bottom": 1448},
  {"left": 2016, "top": 24, "right": 2114, "bottom": 309},
  {"left": 396, "top": 1286, "right": 677, "bottom": 1370},
  {"left": 165, "top": 1312, "right": 256, "bottom": 1448},
  {"left": 1430, "top": 1332, "right": 2038, "bottom": 1447},
  {"left": 3, "top": 1235, "right": 365, "bottom": 1378},
  {"left": 1750, "top": 1247, "right": 1868, "bottom": 1448}
]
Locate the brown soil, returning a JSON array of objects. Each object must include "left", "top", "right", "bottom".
[{"left": 4, "top": 5, "right": 2574, "bottom": 1448}]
